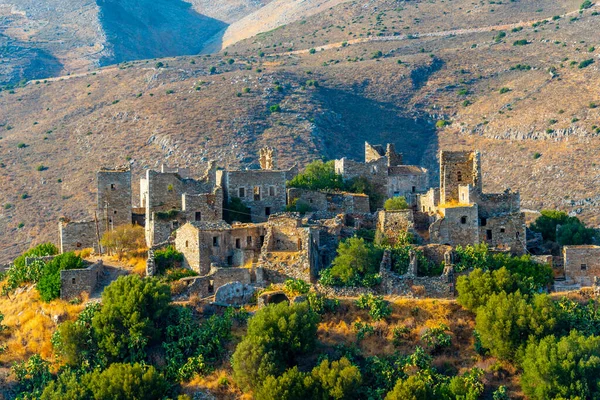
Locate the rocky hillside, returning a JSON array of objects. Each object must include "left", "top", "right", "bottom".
[{"left": 1, "top": 0, "right": 600, "bottom": 262}]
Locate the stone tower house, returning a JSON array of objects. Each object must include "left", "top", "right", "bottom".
[
  {"left": 439, "top": 151, "right": 481, "bottom": 204},
  {"left": 97, "top": 166, "right": 132, "bottom": 232}
]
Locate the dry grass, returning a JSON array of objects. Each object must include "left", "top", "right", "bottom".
[{"left": 0, "top": 283, "right": 85, "bottom": 365}]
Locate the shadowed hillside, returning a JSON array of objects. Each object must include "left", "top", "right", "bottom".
[{"left": 97, "top": 0, "right": 227, "bottom": 65}]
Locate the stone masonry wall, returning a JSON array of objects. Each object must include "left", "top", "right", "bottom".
[
  {"left": 480, "top": 212, "right": 526, "bottom": 255},
  {"left": 376, "top": 210, "right": 415, "bottom": 245},
  {"left": 563, "top": 246, "right": 600, "bottom": 286},
  {"left": 379, "top": 250, "right": 454, "bottom": 298},
  {"left": 60, "top": 260, "right": 104, "bottom": 299},
  {"left": 59, "top": 220, "right": 98, "bottom": 253}
]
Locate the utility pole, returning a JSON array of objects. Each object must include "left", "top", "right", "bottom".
[{"left": 94, "top": 211, "right": 102, "bottom": 256}]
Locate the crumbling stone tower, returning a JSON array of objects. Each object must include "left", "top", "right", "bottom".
[
  {"left": 97, "top": 166, "right": 132, "bottom": 232},
  {"left": 259, "top": 147, "right": 276, "bottom": 170},
  {"left": 439, "top": 151, "right": 481, "bottom": 204}
]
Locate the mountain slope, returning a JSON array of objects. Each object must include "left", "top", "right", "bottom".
[{"left": 1, "top": 0, "right": 600, "bottom": 262}]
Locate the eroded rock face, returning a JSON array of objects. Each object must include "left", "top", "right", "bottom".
[{"left": 214, "top": 281, "right": 255, "bottom": 306}]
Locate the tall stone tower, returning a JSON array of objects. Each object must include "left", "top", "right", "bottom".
[
  {"left": 439, "top": 151, "right": 481, "bottom": 204},
  {"left": 97, "top": 166, "right": 132, "bottom": 232}
]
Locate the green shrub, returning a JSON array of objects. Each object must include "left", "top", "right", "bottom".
[
  {"left": 384, "top": 196, "right": 409, "bottom": 210},
  {"left": 326, "top": 238, "right": 383, "bottom": 287},
  {"left": 154, "top": 245, "right": 184, "bottom": 274},
  {"left": 521, "top": 331, "right": 600, "bottom": 399},
  {"left": 269, "top": 104, "right": 281, "bottom": 112},
  {"left": 41, "top": 363, "right": 169, "bottom": 400},
  {"left": 12, "top": 354, "right": 52, "bottom": 398},
  {"left": 284, "top": 278, "right": 310, "bottom": 295},
  {"left": 513, "top": 39, "right": 529, "bottom": 46},
  {"left": 92, "top": 275, "right": 171, "bottom": 363},
  {"left": 457, "top": 267, "right": 518, "bottom": 311},
  {"left": 311, "top": 357, "right": 362, "bottom": 399},
  {"left": 435, "top": 120, "right": 450, "bottom": 128},
  {"left": 287, "top": 160, "right": 344, "bottom": 191},
  {"left": 579, "top": 59, "right": 595, "bottom": 68},
  {"left": 475, "top": 292, "right": 558, "bottom": 361},
  {"left": 232, "top": 302, "right": 319, "bottom": 392},
  {"left": 581, "top": 0, "right": 593, "bottom": 9},
  {"left": 385, "top": 375, "right": 433, "bottom": 400},
  {"left": 356, "top": 294, "right": 392, "bottom": 321},
  {"left": 533, "top": 152, "right": 541, "bottom": 159},
  {"left": 37, "top": 253, "right": 84, "bottom": 302},
  {"left": 421, "top": 324, "right": 452, "bottom": 352},
  {"left": 499, "top": 87, "right": 511, "bottom": 94}
]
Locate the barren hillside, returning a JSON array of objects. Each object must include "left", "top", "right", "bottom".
[{"left": 1, "top": 0, "right": 600, "bottom": 262}]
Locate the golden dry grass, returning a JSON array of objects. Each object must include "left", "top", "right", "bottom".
[{"left": 0, "top": 284, "right": 86, "bottom": 365}]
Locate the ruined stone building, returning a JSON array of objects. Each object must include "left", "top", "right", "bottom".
[
  {"left": 141, "top": 164, "right": 222, "bottom": 246},
  {"left": 217, "top": 148, "right": 297, "bottom": 223},
  {"left": 334, "top": 142, "right": 429, "bottom": 203},
  {"left": 175, "top": 213, "right": 343, "bottom": 286},
  {"left": 416, "top": 151, "right": 526, "bottom": 254},
  {"left": 59, "top": 163, "right": 223, "bottom": 251},
  {"left": 562, "top": 245, "right": 600, "bottom": 287}
]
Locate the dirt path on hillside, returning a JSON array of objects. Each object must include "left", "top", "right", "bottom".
[{"left": 276, "top": 4, "right": 599, "bottom": 56}]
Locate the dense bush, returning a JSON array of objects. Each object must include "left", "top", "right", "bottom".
[
  {"left": 475, "top": 292, "right": 558, "bottom": 361},
  {"left": 92, "top": 275, "right": 171, "bottom": 363},
  {"left": 456, "top": 267, "right": 518, "bottom": 311},
  {"left": 163, "top": 306, "right": 235, "bottom": 381},
  {"left": 521, "top": 330, "right": 600, "bottom": 400},
  {"left": 40, "top": 363, "right": 169, "bottom": 400},
  {"left": 12, "top": 354, "right": 52, "bottom": 398},
  {"left": 232, "top": 302, "right": 319, "bottom": 392},
  {"left": 385, "top": 374, "right": 433, "bottom": 400},
  {"left": 384, "top": 196, "right": 409, "bottom": 211},
  {"left": 154, "top": 245, "right": 184, "bottom": 274},
  {"left": 530, "top": 209, "right": 595, "bottom": 245},
  {"left": 37, "top": 252, "right": 85, "bottom": 302},
  {"left": 287, "top": 160, "right": 344, "bottom": 191},
  {"left": 323, "top": 237, "right": 383, "bottom": 287},
  {"left": 453, "top": 244, "right": 553, "bottom": 291}
]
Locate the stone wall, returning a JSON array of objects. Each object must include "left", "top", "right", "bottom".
[
  {"left": 334, "top": 156, "right": 389, "bottom": 204},
  {"left": 563, "top": 245, "right": 600, "bottom": 286},
  {"left": 287, "top": 188, "right": 328, "bottom": 212},
  {"left": 379, "top": 249, "right": 455, "bottom": 298},
  {"left": 431, "top": 204, "right": 479, "bottom": 246},
  {"left": 376, "top": 210, "right": 415, "bottom": 245},
  {"left": 439, "top": 151, "right": 481, "bottom": 204},
  {"left": 480, "top": 212, "right": 526, "bottom": 255},
  {"left": 97, "top": 166, "right": 132, "bottom": 232},
  {"left": 60, "top": 260, "right": 104, "bottom": 299},
  {"left": 287, "top": 188, "right": 370, "bottom": 214},
  {"left": 59, "top": 220, "right": 98, "bottom": 253},
  {"left": 214, "top": 282, "right": 256, "bottom": 306},
  {"left": 219, "top": 168, "right": 295, "bottom": 223}
]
